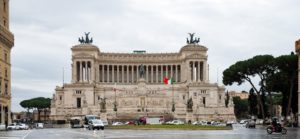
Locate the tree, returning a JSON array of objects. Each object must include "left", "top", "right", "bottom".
[
  {"left": 225, "top": 91, "right": 230, "bottom": 108},
  {"left": 223, "top": 55, "right": 275, "bottom": 119},
  {"left": 232, "top": 96, "right": 249, "bottom": 119},
  {"left": 248, "top": 88, "right": 258, "bottom": 116},
  {"left": 20, "top": 100, "right": 33, "bottom": 120},
  {"left": 20, "top": 97, "right": 51, "bottom": 122},
  {"left": 266, "top": 53, "right": 298, "bottom": 117}
]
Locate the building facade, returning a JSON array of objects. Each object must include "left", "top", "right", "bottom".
[
  {"left": 0, "top": 0, "right": 14, "bottom": 126},
  {"left": 50, "top": 33, "right": 235, "bottom": 122},
  {"left": 228, "top": 91, "right": 249, "bottom": 100}
]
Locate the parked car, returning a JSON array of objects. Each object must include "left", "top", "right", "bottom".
[
  {"left": 239, "top": 119, "right": 248, "bottom": 124},
  {"left": 70, "top": 117, "right": 82, "bottom": 128},
  {"left": 102, "top": 120, "right": 108, "bottom": 126},
  {"left": 18, "top": 123, "right": 29, "bottom": 130},
  {"left": 7, "top": 123, "right": 19, "bottom": 130},
  {"left": 35, "top": 123, "right": 44, "bottom": 129},
  {"left": 167, "top": 120, "right": 184, "bottom": 125},
  {"left": 125, "top": 121, "right": 135, "bottom": 125},
  {"left": 112, "top": 122, "right": 124, "bottom": 126},
  {"left": 200, "top": 120, "right": 208, "bottom": 125},
  {"left": 211, "top": 121, "right": 220, "bottom": 126},
  {"left": 192, "top": 121, "right": 201, "bottom": 125},
  {"left": 0, "top": 124, "right": 6, "bottom": 131},
  {"left": 88, "top": 119, "right": 104, "bottom": 130}
]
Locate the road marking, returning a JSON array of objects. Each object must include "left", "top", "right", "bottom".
[{"left": 21, "top": 130, "right": 32, "bottom": 139}]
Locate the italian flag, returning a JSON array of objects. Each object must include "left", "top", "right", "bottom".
[{"left": 163, "top": 77, "right": 173, "bottom": 85}]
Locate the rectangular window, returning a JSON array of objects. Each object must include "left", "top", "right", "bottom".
[
  {"left": 75, "top": 90, "right": 82, "bottom": 94},
  {"left": 4, "top": 52, "right": 7, "bottom": 62},
  {"left": 0, "top": 79, "right": 2, "bottom": 94},
  {"left": 194, "top": 92, "right": 197, "bottom": 97},
  {"left": 77, "top": 98, "right": 81, "bottom": 108},
  {"left": 59, "top": 96, "right": 62, "bottom": 100},
  {"left": 3, "top": 1, "right": 6, "bottom": 12},
  {"left": 4, "top": 82, "right": 8, "bottom": 95},
  {"left": 5, "top": 68, "right": 7, "bottom": 77},
  {"left": 203, "top": 97, "right": 206, "bottom": 107}
]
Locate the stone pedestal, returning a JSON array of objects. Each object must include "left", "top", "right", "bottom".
[
  {"left": 186, "top": 112, "right": 193, "bottom": 123},
  {"left": 100, "top": 112, "right": 107, "bottom": 120}
]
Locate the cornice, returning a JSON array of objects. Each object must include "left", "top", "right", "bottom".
[{"left": 0, "top": 25, "right": 14, "bottom": 48}]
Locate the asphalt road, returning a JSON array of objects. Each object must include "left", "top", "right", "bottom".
[{"left": 0, "top": 125, "right": 298, "bottom": 139}]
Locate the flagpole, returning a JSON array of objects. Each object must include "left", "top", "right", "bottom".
[{"left": 171, "top": 77, "right": 175, "bottom": 113}]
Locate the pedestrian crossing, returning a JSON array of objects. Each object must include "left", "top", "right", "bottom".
[{"left": 0, "top": 130, "right": 32, "bottom": 139}]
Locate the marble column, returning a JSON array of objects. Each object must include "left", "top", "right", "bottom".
[
  {"left": 7, "top": 107, "right": 11, "bottom": 124},
  {"left": 112, "top": 65, "right": 115, "bottom": 83},
  {"left": 156, "top": 65, "right": 158, "bottom": 83},
  {"left": 126, "top": 65, "right": 129, "bottom": 83},
  {"left": 102, "top": 65, "right": 104, "bottom": 82},
  {"left": 171, "top": 65, "right": 173, "bottom": 79},
  {"left": 136, "top": 65, "right": 139, "bottom": 80},
  {"left": 166, "top": 65, "right": 168, "bottom": 78},
  {"left": 197, "top": 61, "right": 200, "bottom": 82},
  {"left": 117, "top": 65, "right": 120, "bottom": 83},
  {"left": 79, "top": 61, "right": 82, "bottom": 82},
  {"left": 1, "top": 106, "right": 4, "bottom": 124},
  {"left": 107, "top": 65, "right": 110, "bottom": 83},
  {"left": 131, "top": 65, "right": 134, "bottom": 83},
  {"left": 151, "top": 65, "right": 153, "bottom": 83},
  {"left": 146, "top": 65, "right": 148, "bottom": 81},
  {"left": 175, "top": 65, "right": 178, "bottom": 82},
  {"left": 204, "top": 61, "right": 207, "bottom": 82}
]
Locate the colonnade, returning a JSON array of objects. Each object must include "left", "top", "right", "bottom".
[
  {"left": 190, "top": 61, "right": 206, "bottom": 82},
  {"left": 99, "top": 64, "right": 181, "bottom": 83},
  {"left": 76, "top": 61, "right": 92, "bottom": 82},
  {"left": 0, "top": 105, "right": 10, "bottom": 125}
]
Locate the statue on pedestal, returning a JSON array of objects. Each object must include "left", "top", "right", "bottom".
[
  {"left": 187, "top": 98, "right": 193, "bottom": 112},
  {"left": 139, "top": 64, "right": 145, "bottom": 78}
]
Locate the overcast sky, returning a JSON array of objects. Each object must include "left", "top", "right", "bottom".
[{"left": 9, "top": 0, "right": 300, "bottom": 112}]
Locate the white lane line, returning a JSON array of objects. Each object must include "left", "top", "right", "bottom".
[{"left": 21, "top": 130, "right": 32, "bottom": 139}]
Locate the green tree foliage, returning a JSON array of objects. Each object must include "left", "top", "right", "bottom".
[
  {"left": 223, "top": 55, "right": 275, "bottom": 119},
  {"left": 19, "top": 97, "right": 51, "bottom": 122},
  {"left": 232, "top": 96, "right": 249, "bottom": 119},
  {"left": 266, "top": 53, "right": 298, "bottom": 116},
  {"left": 20, "top": 100, "right": 33, "bottom": 119}
]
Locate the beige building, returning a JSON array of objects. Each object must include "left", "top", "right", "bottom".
[
  {"left": 228, "top": 91, "right": 249, "bottom": 99},
  {"left": 0, "top": 0, "right": 14, "bottom": 126},
  {"left": 50, "top": 33, "right": 235, "bottom": 122}
]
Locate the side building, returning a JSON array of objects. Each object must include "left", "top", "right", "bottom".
[
  {"left": 50, "top": 33, "right": 235, "bottom": 123},
  {"left": 0, "top": 0, "right": 14, "bottom": 126}
]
